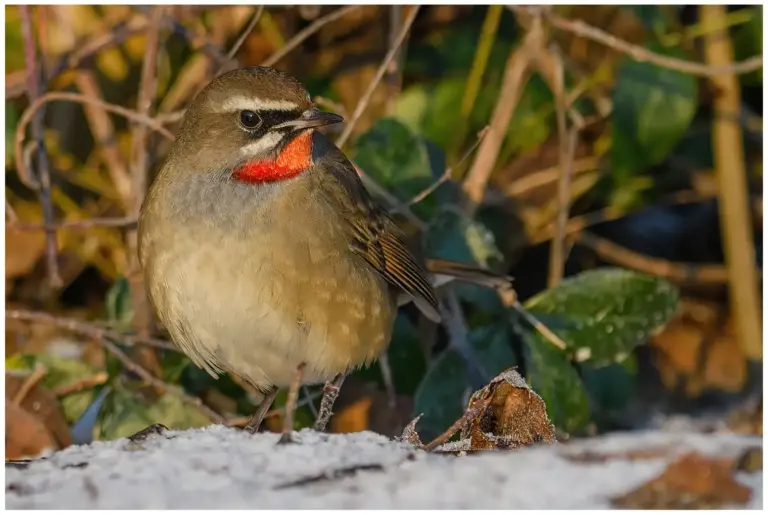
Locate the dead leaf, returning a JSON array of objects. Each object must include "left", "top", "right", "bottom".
[
  {"left": 463, "top": 368, "right": 556, "bottom": 451},
  {"left": 652, "top": 302, "right": 747, "bottom": 397},
  {"left": 331, "top": 396, "right": 372, "bottom": 434},
  {"left": 5, "top": 402, "right": 59, "bottom": 460},
  {"left": 611, "top": 452, "right": 752, "bottom": 509},
  {"left": 6, "top": 374, "right": 72, "bottom": 454}
]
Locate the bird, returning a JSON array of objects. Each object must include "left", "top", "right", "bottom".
[{"left": 138, "top": 66, "right": 513, "bottom": 443}]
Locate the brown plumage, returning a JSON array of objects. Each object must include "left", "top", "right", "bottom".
[{"left": 138, "top": 66, "right": 512, "bottom": 440}]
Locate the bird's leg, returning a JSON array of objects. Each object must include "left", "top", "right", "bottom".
[
  {"left": 277, "top": 362, "right": 306, "bottom": 445},
  {"left": 244, "top": 386, "right": 279, "bottom": 434},
  {"left": 312, "top": 374, "right": 346, "bottom": 432}
]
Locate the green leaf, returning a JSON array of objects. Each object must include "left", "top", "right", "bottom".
[
  {"left": 413, "top": 323, "right": 515, "bottom": 441},
  {"left": 97, "top": 382, "right": 211, "bottom": 440},
  {"left": 105, "top": 276, "right": 133, "bottom": 331},
  {"left": 13, "top": 354, "right": 101, "bottom": 424},
  {"left": 580, "top": 354, "right": 637, "bottom": 419},
  {"left": 351, "top": 117, "right": 437, "bottom": 202},
  {"left": 521, "top": 328, "right": 591, "bottom": 433},
  {"left": 612, "top": 43, "right": 698, "bottom": 178},
  {"left": 392, "top": 85, "right": 429, "bottom": 133},
  {"left": 426, "top": 206, "right": 503, "bottom": 268},
  {"left": 524, "top": 268, "right": 680, "bottom": 366}
]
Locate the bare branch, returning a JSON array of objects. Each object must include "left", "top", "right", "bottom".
[
  {"left": 225, "top": 6, "right": 265, "bottom": 63},
  {"left": 335, "top": 5, "right": 421, "bottom": 148},
  {"left": 461, "top": 19, "right": 541, "bottom": 216},
  {"left": 5, "top": 309, "right": 222, "bottom": 423},
  {"left": 261, "top": 5, "right": 362, "bottom": 67},
  {"left": 19, "top": 5, "right": 61, "bottom": 288},
  {"left": 395, "top": 126, "right": 490, "bottom": 211},
  {"left": 515, "top": 6, "right": 763, "bottom": 77}
]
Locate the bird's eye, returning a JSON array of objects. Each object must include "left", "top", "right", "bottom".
[{"left": 239, "top": 110, "right": 261, "bottom": 130}]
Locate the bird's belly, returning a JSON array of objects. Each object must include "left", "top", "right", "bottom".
[{"left": 147, "top": 232, "right": 395, "bottom": 390}]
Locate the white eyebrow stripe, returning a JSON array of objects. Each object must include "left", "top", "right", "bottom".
[
  {"left": 213, "top": 95, "right": 299, "bottom": 113},
  {"left": 238, "top": 131, "right": 284, "bottom": 158}
]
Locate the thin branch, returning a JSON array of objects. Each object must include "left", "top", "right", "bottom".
[
  {"left": 702, "top": 5, "right": 762, "bottom": 359},
  {"left": 515, "top": 6, "right": 763, "bottom": 77},
  {"left": 547, "top": 44, "right": 578, "bottom": 288},
  {"left": 7, "top": 309, "right": 178, "bottom": 351},
  {"left": 52, "top": 373, "right": 109, "bottom": 397},
  {"left": 261, "top": 5, "right": 362, "bottom": 67},
  {"left": 385, "top": 5, "right": 405, "bottom": 115},
  {"left": 461, "top": 18, "right": 541, "bottom": 216},
  {"left": 11, "top": 365, "right": 47, "bottom": 406},
  {"left": 225, "top": 6, "right": 265, "bottom": 63},
  {"left": 74, "top": 71, "right": 132, "bottom": 208},
  {"left": 335, "top": 5, "right": 421, "bottom": 148},
  {"left": 19, "top": 5, "right": 61, "bottom": 288},
  {"left": 6, "top": 309, "right": 222, "bottom": 424},
  {"left": 423, "top": 398, "right": 490, "bottom": 452},
  {"left": 15, "top": 92, "right": 174, "bottom": 191},
  {"left": 9, "top": 216, "right": 137, "bottom": 232},
  {"left": 396, "top": 126, "right": 490, "bottom": 211},
  {"left": 127, "top": 6, "right": 166, "bottom": 380},
  {"left": 576, "top": 232, "right": 735, "bottom": 285}
]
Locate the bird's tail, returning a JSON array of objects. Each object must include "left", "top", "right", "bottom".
[{"left": 425, "top": 258, "right": 514, "bottom": 291}]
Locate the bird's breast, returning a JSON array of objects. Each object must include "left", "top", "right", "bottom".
[{"left": 140, "top": 175, "right": 395, "bottom": 389}]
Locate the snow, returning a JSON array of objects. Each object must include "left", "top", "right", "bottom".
[{"left": 5, "top": 426, "right": 762, "bottom": 509}]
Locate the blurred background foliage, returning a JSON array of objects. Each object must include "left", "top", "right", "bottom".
[{"left": 5, "top": 5, "right": 763, "bottom": 457}]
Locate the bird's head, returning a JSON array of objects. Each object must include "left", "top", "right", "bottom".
[{"left": 170, "top": 66, "right": 343, "bottom": 183}]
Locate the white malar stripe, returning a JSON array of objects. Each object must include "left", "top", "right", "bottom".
[
  {"left": 214, "top": 95, "right": 299, "bottom": 113},
  {"left": 239, "top": 131, "right": 284, "bottom": 158}
]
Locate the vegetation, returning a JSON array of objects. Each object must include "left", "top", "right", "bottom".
[{"left": 5, "top": 5, "right": 762, "bottom": 454}]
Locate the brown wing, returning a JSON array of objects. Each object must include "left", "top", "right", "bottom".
[{"left": 312, "top": 133, "right": 441, "bottom": 323}]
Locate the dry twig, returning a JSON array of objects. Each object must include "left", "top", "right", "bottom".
[
  {"left": 127, "top": 7, "right": 166, "bottom": 379},
  {"left": 261, "top": 5, "right": 362, "bottom": 67},
  {"left": 14, "top": 91, "right": 174, "bottom": 190},
  {"left": 52, "top": 373, "right": 109, "bottom": 397},
  {"left": 336, "top": 5, "right": 421, "bottom": 148},
  {"left": 396, "top": 126, "right": 490, "bottom": 210},
  {"left": 225, "top": 6, "right": 266, "bottom": 63},
  {"left": 702, "top": 5, "right": 761, "bottom": 358},
  {"left": 423, "top": 398, "right": 491, "bottom": 452},
  {"left": 515, "top": 6, "right": 763, "bottom": 77},
  {"left": 6, "top": 309, "right": 222, "bottom": 423},
  {"left": 11, "top": 365, "right": 48, "bottom": 406},
  {"left": 461, "top": 18, "right": 541, "bottom": 216},
  {"left": 19, "top": 5, "right": 61, "bottom": 288}
]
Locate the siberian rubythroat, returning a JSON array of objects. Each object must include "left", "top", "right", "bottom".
[{"left": 138, "top": 66, "right": 511, "bottom": 442}]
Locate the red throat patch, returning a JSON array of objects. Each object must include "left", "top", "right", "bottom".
[{"left": 233, "top": 131, "right": 313, "bottom": 184}]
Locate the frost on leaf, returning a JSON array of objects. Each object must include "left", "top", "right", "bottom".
[{"left": 461, "top": 368, "right": 556, "bottom": 451}]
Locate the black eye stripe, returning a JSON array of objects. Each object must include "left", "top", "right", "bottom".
[
  {"left": 236, "top": 108, "right": 303, "bottom": 141},
  {"left": 259, "top": 109, "right": 303, "bottom": 128}
]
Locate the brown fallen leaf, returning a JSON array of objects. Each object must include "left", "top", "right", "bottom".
[
  {"left": 401, "top": 368, "right": 556, "bottom": 453},
  {"left": 6, "top": 374, "right": 72, "bottom": 455},
  {"left": 463, "top": 368, "right": 557, "bottom": 451},
  {"left": 611, "top": 452, "right": 752, "bottom": 509},
  {"left": 6, "top": 402, "right": 59, "bottom": 460}
]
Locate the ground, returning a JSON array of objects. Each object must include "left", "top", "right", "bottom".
[{"left": 5, "top": 425, "right": 762, "bottom": 509}]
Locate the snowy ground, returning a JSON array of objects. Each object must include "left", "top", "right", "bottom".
[{"left": 6, "top": 426, "right": 762, "bottom": 509}]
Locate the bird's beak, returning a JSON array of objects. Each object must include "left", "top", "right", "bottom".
[{"left": 273, "top": 108, "right": 344, "bottom": 131}]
